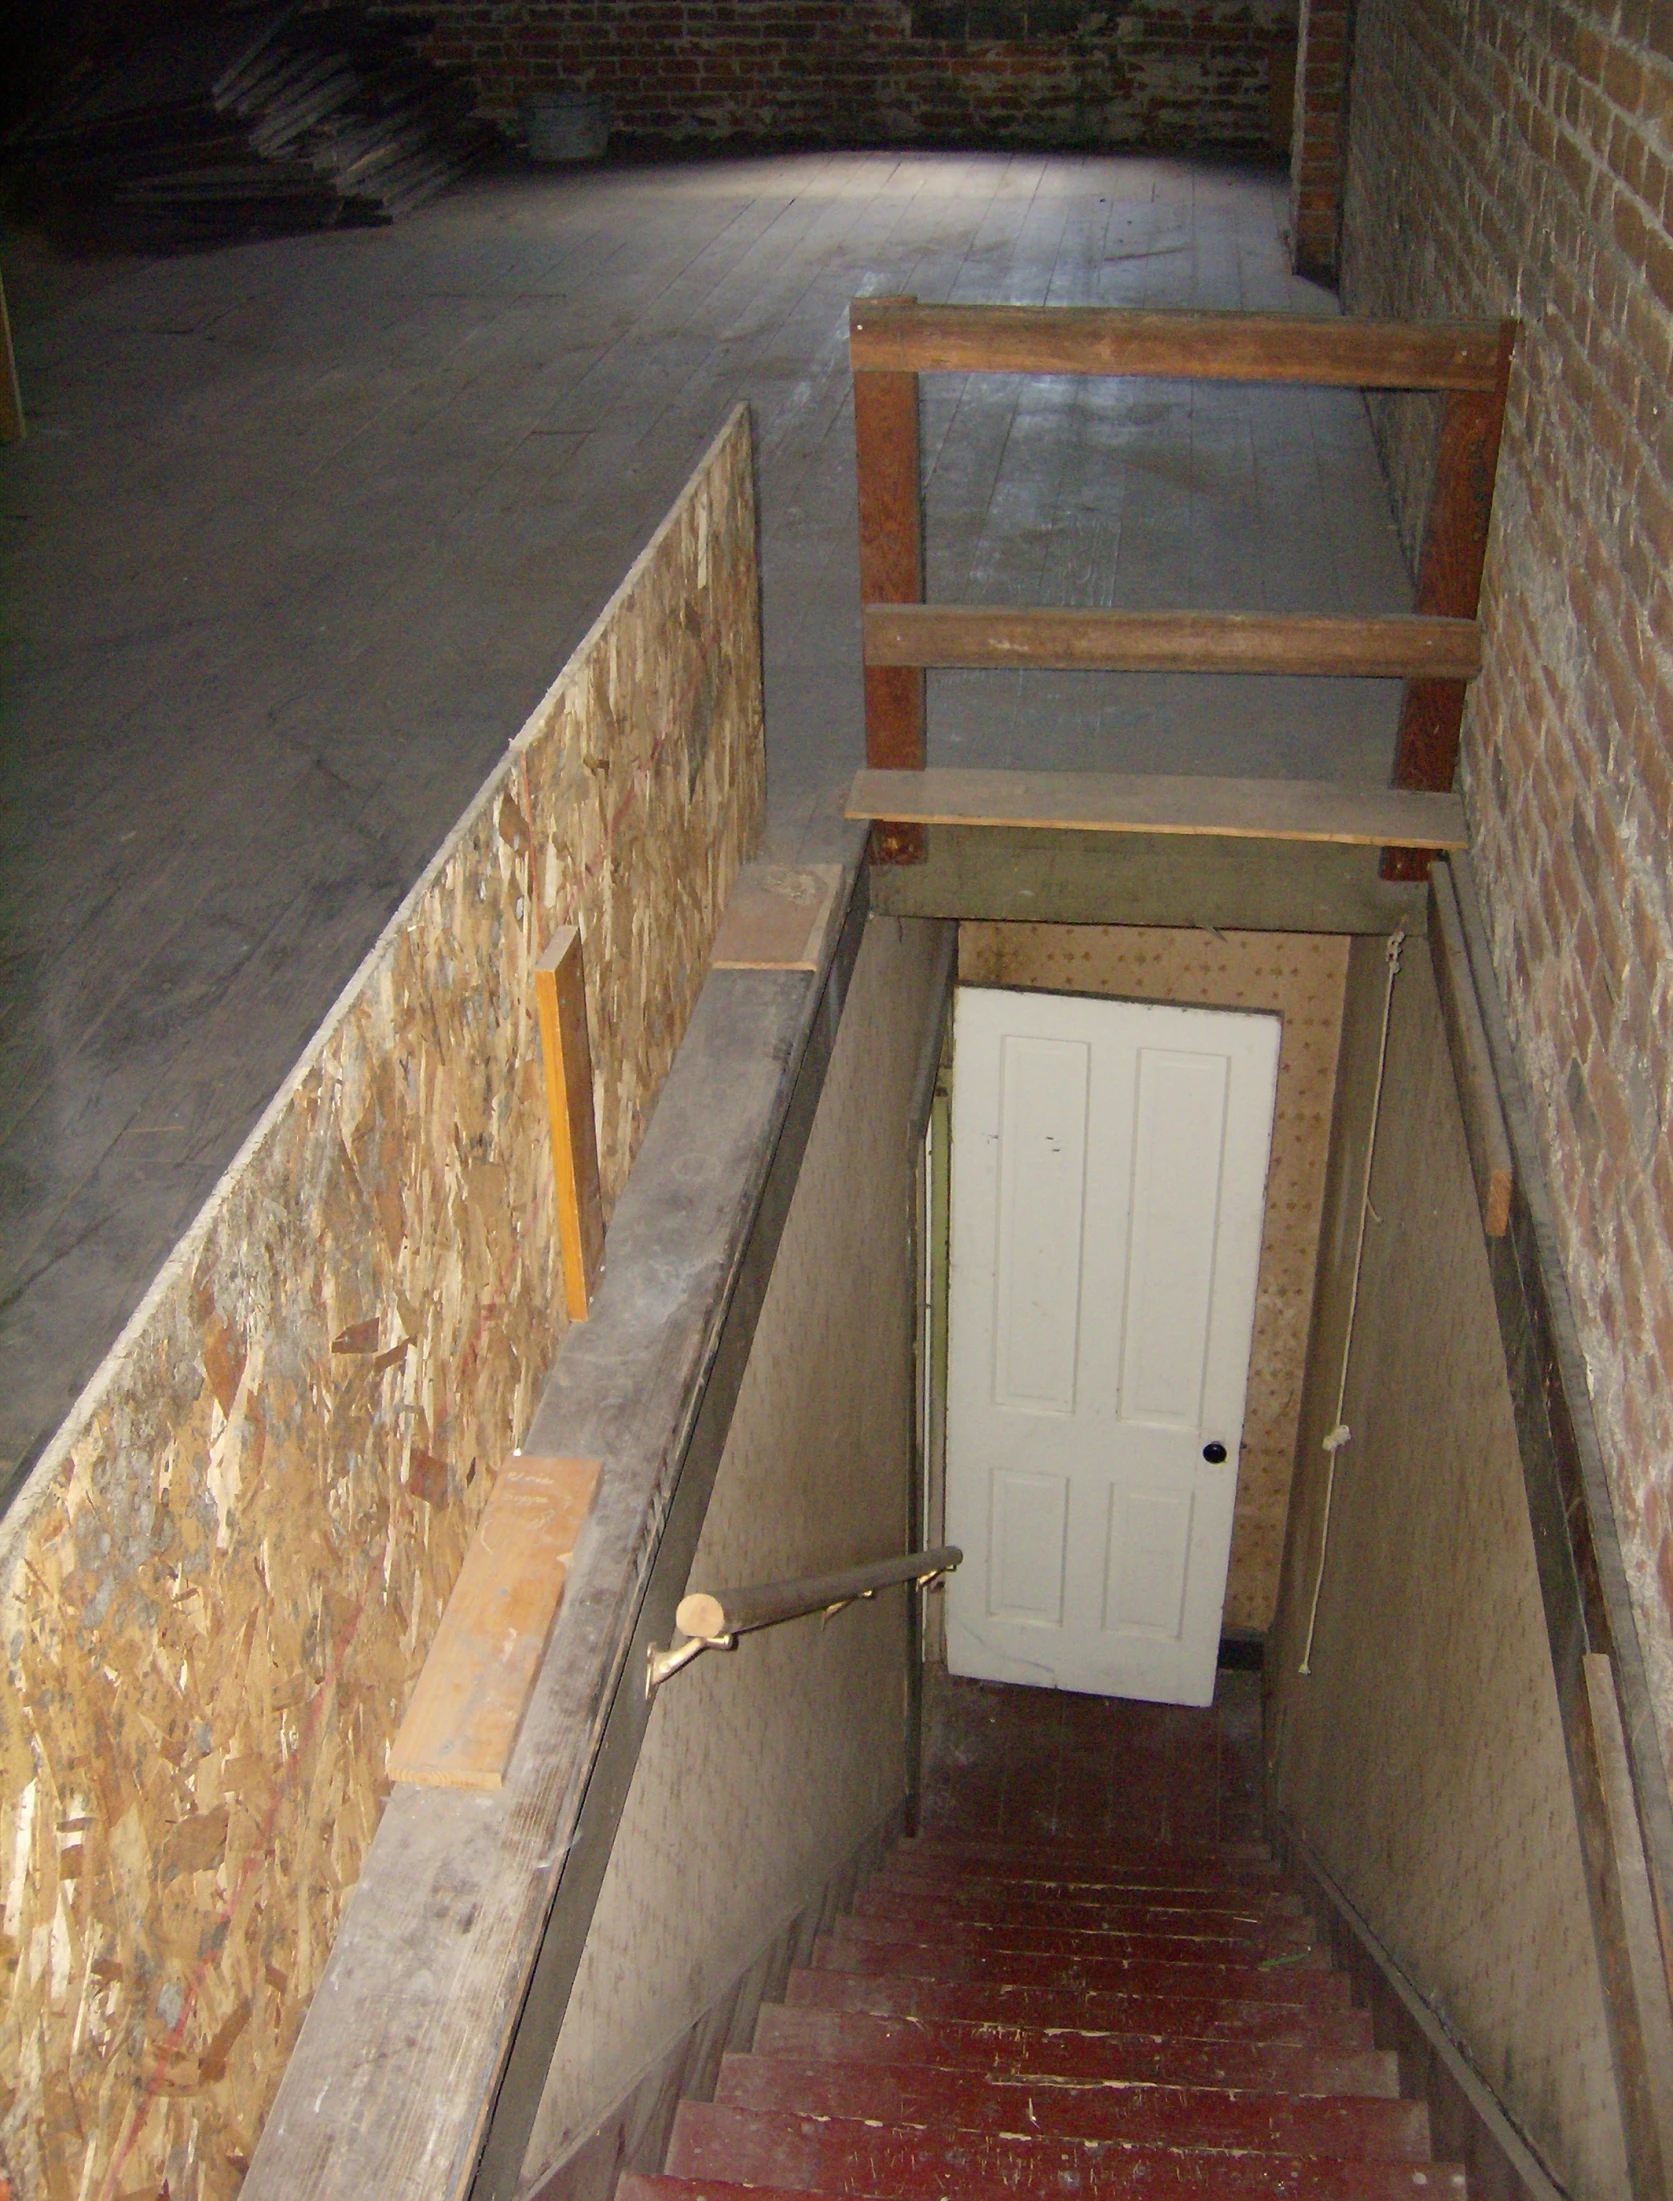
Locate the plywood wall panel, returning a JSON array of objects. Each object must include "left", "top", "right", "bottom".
[
  {"left": 957, "top": 922, "right": 1348, "bottom": 1634},
  {"left": 522, "top": 915, "right": 943, "bottom": 2189},
  {"left": 0, "top": 409, "right": 764, "bottom": 2201},
  {"left": 1268, "top": 941, "right": 1628, "bottom": 2197}
]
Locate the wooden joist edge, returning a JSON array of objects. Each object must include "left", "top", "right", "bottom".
[
  {"left": 848, "top": 301, "right": 1512, "bottom": 391},
  {"left": 863, "top": 605, "right": 1483, "bottom": 679},
  {"left": 1428, "top": 861, "right": 1514, "bottom": 1235},
  {"left": 846, "top": 766, "right": 1468, "bottom": 850},
  {"left": 1447, "top": 852, "right": 1673, "bottom": 2196}
]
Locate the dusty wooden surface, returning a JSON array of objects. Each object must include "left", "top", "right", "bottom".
[
  {"left": 865, "top": 605, "right": 1482, "bottom": 677},
  {"left": 0, "top": 413, "right": 763, "bottom": 2201},
  {"left": 848, "top": 764, "right": 1467, "bottom": 845},
  {"left": 389, "top": 1457, "right": 601, "bottom": 1792},
  {"left": 847, "top": 299, "right": 1509, "bottom": 386},
  {"left": 870, "top": 825, "right": 1431, "bottom": 934}
]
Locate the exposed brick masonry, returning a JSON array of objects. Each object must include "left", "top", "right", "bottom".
[
  {"left": 1288, "top": 0, "right": 1350, "bottom": 279},
  {"left": 406, "top": 0, "right": 1296, "bottom": 154},
  {"left": 1339, "top": 0, "right": 1673, "bottom": 1771}
]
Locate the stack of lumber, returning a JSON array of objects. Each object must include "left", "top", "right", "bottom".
[{"left": 9, "top": 3, "right": 492, "bottom": 249}]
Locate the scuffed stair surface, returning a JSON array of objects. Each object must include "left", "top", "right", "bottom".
[{"left": 621, "top": 1833, "right": 1469, "bottom": 2201}]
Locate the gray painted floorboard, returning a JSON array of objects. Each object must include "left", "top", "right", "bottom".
[{"left": 0, "top": 151, "right": 1411, "bottom": 1490}]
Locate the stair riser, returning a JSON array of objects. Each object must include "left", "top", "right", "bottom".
[
  {"left": 751, "top": 2006, "right": 1399, "bottom": 2097},
  {"left": 838, "top": 1911, "right": 1318, "bottom": 1961},
  {"left": 814, "top": 1938, "right": 1341, "bottom": 2002},
  {"left": 785, "top": 1968, "right": 1364, "bottom": 2037},
  {"left": 889, "top": 1848, "right": 1283, "bottom": 1893},
  {"left": 667, "top": 2105, "right": 1466, "bottom": 2199},
  {"left": 713, "top": 2055, "right": 1430, "bottom": 2159}
]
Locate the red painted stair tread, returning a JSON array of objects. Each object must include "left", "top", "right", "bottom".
[
  {"left": 858, "top": 1880, "right": 1307, "bottom": 1927},
  {"left": 784, "top": 1966, "right": 1366, "bottom": 2039},
  {"left": 834, "top": 1909, "right": 1318, "bottom": 1962},
  {"left": 812, "top": 1933, "right": 1342, "bottom": 2000},
  {"left": 751, "top": 2004, "right": 1399, "bottom": 2096},
  {"left": 666, "top": 2104, "right": 1466, "bottom": 2199},
  {"left": 712, "top": 2053, "right": 1430, "bottom": 2158}
]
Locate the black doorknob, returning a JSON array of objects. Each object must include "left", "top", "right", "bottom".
[{"left": 1202, "top": 1441, "right": 1228, "bottom": 1464}]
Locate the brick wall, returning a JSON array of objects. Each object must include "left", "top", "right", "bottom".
[
  {"left": 1339, "top": 0, "right": 1673, "bottom": 1775},
  {"left": 406, "top": 0, "right": 1297, "bottom": 154},
  {"left": 1287, "top": 0, "right": 1349, "bottom": 280}
]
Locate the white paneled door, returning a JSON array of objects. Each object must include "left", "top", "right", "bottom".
[{"left": 945, "top": 985, "right": 1280, "bottom": 1707}]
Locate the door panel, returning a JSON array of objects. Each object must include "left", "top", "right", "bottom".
[{"left": 946, "top": 984, "right": 1279, "bottom": 1707}]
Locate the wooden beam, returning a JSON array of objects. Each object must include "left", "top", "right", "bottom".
[
  {"left": 0, "top": 272, "right": 22, "bottom": 445},
  {"left": 852, "top": 300, "right": 924, "bottom": 864},
  {"left": 1428, "top": 863, "right": 1513, "bottom": 1235},
  {"left": 1384, "top": 320, "right": 1516, "bottom": 879},
  {"left": 389, "top": 1456, "right": 601, "bottom": 1792},
  {"left": 864, "top": 604, "right": 1482, "bottom": 678},
  {"left": 848, "top": 300, "right": 1509, "bottom": 390},
  {"left": 535, "top": 926, "right": 605, "bottom": 1322},
  {"left": 848, "top": 765, "right": 1467, "bottom": 848},
  {"left": 868, "top": 826, "right": 1429, "bottom": 934}
]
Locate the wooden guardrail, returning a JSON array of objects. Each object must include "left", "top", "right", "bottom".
[{"left": 848, "top": 300, "right": 1516, "bottom": 876}]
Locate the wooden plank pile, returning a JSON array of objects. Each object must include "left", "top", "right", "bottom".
[{"left": 9, "top": 2, "right": 493, "bottom": 250}]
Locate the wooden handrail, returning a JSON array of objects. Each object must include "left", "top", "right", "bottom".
[
  {"left": 863, "top": 605, "right": 1482, "bottom": 679},
  {"left": 648, "top": 1545, "right": 962, "bottom": 1689},
  {"left": 849, "top": 300, "right": 1509, "bottom": 389}
]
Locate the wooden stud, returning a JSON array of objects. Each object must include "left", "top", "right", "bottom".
[
  {"left": 852, "top": 296, "right": 924, "bottom": 866},
  {"left": 0, "top": 272, "right": 21, "bottom": 445},
  {"left": 389, "top": 1455, "right": 601, "bottom": 1791},
  {"left": 848, "top": 300, "right": 1509, "bottom": 390},
  {"left": 1428, "top": 863, "right": 1514, "bottom": 1235},
  {"left": 535, "top": 926, "right": 605, "bottom": 1321},
  {"left": 847, "top": 765, "right": 1467, "bottom": 848},
  {"left": 1383, "top": 320, "right": 1516, "bottom": 879},
  {"left": 864, "top": 604, "right": 1483, "bottom": 678}
]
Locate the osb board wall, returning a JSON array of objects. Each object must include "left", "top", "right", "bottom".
[
  {"left": 0, "top": 407, "right": 765, "bottom": 2201},
  {"left": 957, "top": 923, "right": 1348, "bottom": 1634},
  {"left": 1267, "top": 939, "right": 1627, "bottom": 2197},
  {"left": 522, "top": 915, "right": 944, "bottom": 2188}
]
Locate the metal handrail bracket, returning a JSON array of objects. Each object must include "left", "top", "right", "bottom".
[{"left": 647, "top": 1544, "right": 961, "bottom": 1695}]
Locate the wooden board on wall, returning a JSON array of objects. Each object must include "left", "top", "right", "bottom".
[{"left": 0, "top": 409, "right": 765, "bottom": 2201}]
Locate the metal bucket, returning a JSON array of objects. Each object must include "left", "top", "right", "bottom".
[{"left": 524, "top": 97, "right": 610, "bottom": 164}]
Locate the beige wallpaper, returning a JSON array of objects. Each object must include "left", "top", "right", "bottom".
[
  {"left": 1269, "top": 939, "right": 1628, "bottom": 2198},
  {"left": 957, "top": 922, "right": 1348, "bottom": 1632},
  {"left": 523, "top": 914, "right": 943, "bottom": 2185}
]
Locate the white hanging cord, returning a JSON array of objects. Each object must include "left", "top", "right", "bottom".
[{"left": 1299, "top": 927, "right": 1406, "bottom": 1675}]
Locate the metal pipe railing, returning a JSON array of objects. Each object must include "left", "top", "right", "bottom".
[{"left": 646, "top": 1545, "right": 961, "bottom": 1693}]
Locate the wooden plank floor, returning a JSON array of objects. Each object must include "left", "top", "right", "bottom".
[{"left": 0, "top": 151, "right": 1411, "bottom": 1492}]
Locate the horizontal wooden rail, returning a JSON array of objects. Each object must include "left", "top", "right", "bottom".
[
  {"left": 648, "top": 1544, "right": 962, "bottom": 1690},
  {"left": 863, "top": 605, "right": 1482, "bottom": 679},
  {"left": 849, "top": 301, "right": 1510, "bottom": 390},
  {"left": 847, "top": 766, "right": 1468, "bottom": 849},
  {"left": 680, "top": 1545, "right": 962, "bottom": 1642}
]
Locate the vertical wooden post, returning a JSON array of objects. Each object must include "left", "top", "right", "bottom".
[
  {"left": 852, "top": 296, "right": 924, "bottom": 864},
  {"left": 1382, "top": 318, "right": 1516, "bottom": 879},
  {"left": 0, "top": 272, "right": 24, "bottom": 445},
  {"left": 534, "top": 926, "right": 605, "bottom": 1321}
]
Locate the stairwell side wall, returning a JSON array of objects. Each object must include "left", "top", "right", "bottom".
[
  {"left": 1268, "top": 937, "right": 1629, "bottom": 2198},
  {"left": 519, "top": 912, "right": 945, "bottom": 2198}
]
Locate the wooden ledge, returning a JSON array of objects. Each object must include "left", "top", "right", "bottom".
[
  {"left": 847, "top": 767, "right": 1468, "bottom": 850},
  {"left": 863, "top": 605, "right": 1481, "bottom": 678},
  {"left": 848, "top": 301, "right": 1511, "bottom": 390}
]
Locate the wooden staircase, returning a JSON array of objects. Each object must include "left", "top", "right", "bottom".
[{"left": 621, "top": 1830, "right": 1466, "bottom": 2201}]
